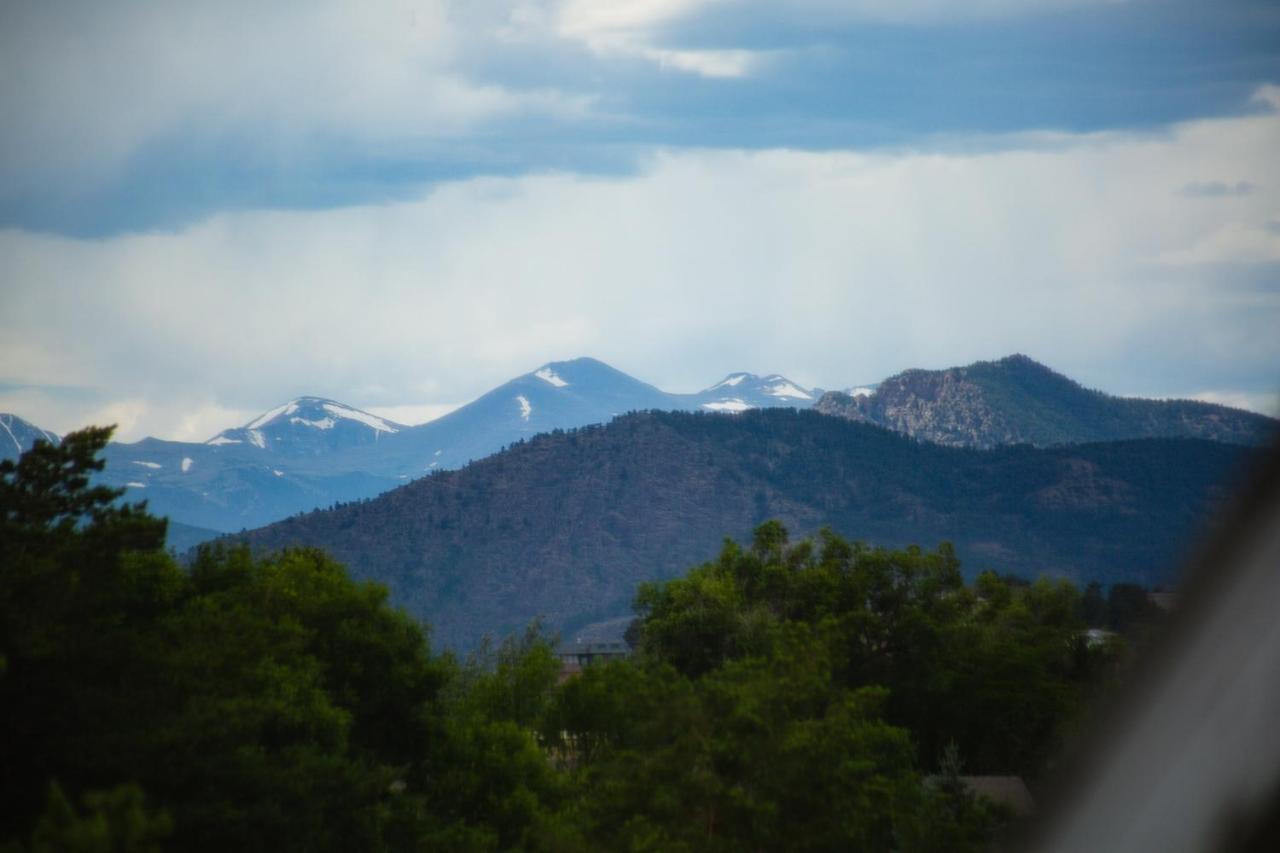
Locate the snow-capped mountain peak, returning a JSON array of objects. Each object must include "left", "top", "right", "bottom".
[
  {"left": 242, "top": 397, "right": 399, "bottom": 434},
  {"left": 205, "top": 397, "right": 404, "bottom": 451},
  {"left": 694, "top": 372, "right": 816, "bottom": 412}
]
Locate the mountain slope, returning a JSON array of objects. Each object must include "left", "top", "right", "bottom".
[
  {"left": 355, "top": 357, "right": 680, "bottom": 478},
  {"left": 98, "top": 436, "right": 400, "bottom": 534},
  {"left": 233, "top": 409, "right": 1252, "bottom": 649},
  {"left": 813, "top": 354, "right": 1276, "bottom": 448},
  {"left": 0, "top": 414, "right": 59, "bottom": 461}
]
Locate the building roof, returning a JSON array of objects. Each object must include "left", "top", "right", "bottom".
[
  {"left": 557, "top": 639, "right": 629, "bottom": 657},
  {"left": 960, "top": 776, "right": 1036, "bottom": 816}
]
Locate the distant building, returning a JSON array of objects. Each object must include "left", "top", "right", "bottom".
[
  {"left": 1085, "top": 628, "right": 1117, "bottom": 648},
  {"left": 960, "top": 776, "right": 1036, "bottom": 816},
  {"left": 556, "top": 639, "right": 629, "bottom": 682}
]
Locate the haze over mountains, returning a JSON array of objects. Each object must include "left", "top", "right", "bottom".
[{"left": 2, "top": 355, "right": 1273, "bottom": 554}]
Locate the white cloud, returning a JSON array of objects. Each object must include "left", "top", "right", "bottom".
[
  {"left": 776, "top": 0, "right": 1127, "bottom": 24},
  {"left": 1128, "top": 390, "right": 1280, "bottom": 417},
  {"left": 0, "top": 1, "right": 590, "bottom": 193},
  {"left": 634, "top": 46, "right": 762, "bottom": 77},
  {"left": 554, "top": 0, "right": 766, "bottom": 77},
  {"left": 1188, "top": 391, "right": 1280, "bottom": 417},
  {"left": 543, "top": 0, "right": 1130, "bottom": 77},
  {"left": 1155, "top": 222, "right": 1280, "bottom": 266},
  {"left": 0, "top": 385, "right": 258, "bottom": 445},
  {"left": 1, "top": 93, "right": 1277, "bottom": 440},
  {"left": 556, "top": 0, "right": 1119, "bottom": 35},
  {"left": 551, "top": 0, "right": 1127, "bottom": 73}
]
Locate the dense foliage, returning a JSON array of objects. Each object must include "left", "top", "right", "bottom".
[
  {"left": 534, "top": 524, "right": 1111, "bottom": 849},
  {"left": 3, "top": 429, "right": 1125, "bottom": 850},
  {"left": 1, "top": 429, "right": 562, "bottom": 851}
]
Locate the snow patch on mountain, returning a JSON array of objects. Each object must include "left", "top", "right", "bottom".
[
  {"left": 535, "top": 367, "right": 569, "bottom": 388},
  {"left": 290, "top": 416, "right": 337, "bottom": 430},
  {"left": 703, "top": 399, "right": 753, "bottom": 413},
  {"left": 321, "top": 403, "right": 399, "bottom": 433},
  {"left": 131, "top": 460, "right": 161, "bottom": 469},
  {"left": 181, "top": 457, "right": 193, "bottom": 473},
  {"left": 0, "top": 414, "right": 58, "bottom": 454},
  {"left": 516, "top": 395, "right": 532, "bottom": 421},
  {"left": 709, "top": 373, "right": 748, "bottom": 390},
  {"left": 248, "top": 401, "right": 300, "bottom": 430},
  {"left": 765, "top": 381, "right": 812, "bottom": 400},
  {"left": 1, "top": 419, "right": 20, "bottom": 454},
  {"left": 206, "top": 435, "right": 241, "bottom": 446},
  {"left": 847, "top": 386, "right": 876, "bottom": 398},
  {"left": 248, "top": 429, "right": 266, "bottom": 449}
]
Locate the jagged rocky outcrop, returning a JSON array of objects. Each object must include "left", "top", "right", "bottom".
[{"left": 813, "top": 354, "right": 1276, "bottom": 448}]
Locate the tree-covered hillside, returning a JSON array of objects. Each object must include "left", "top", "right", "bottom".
[
  {"left": 1, "top": 430, "right": 1122, "bottom": 851},
  {"left": 236, "top": 409, "right": 1251, "bottom": 648}
]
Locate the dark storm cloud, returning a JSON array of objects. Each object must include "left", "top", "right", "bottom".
[{"left": 1, "top": 0, "right": 1277, "bottom": 236}]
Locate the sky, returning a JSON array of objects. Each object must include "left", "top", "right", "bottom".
[{"left": 1, "top": 0, "right": 1278, "bottom": 442}]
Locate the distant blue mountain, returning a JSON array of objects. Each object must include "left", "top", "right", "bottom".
[
  {"left": 363, "top": 358, "right": 679, "bottom": 476},
  {"left": 76, "top": 358, "right": 819, "bottom": 540},
  {"left": 324, "top": 358, "right": 822, "bottom": 479},
  {"left": 204, "top": 396, "right": 406, "bottom": 455},
  {"left": 11, "top": 354, "right": 1266, "bottom": 550},
  {"left": 96, "top": 400, "right": 408, "bottom": 535}
]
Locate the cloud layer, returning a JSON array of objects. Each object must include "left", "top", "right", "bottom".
[
  {"left": 3, "top": 0, "right": 1278, "bottom": 235},
  {"left": 2, "top": 96, "right": 1277, "bottom": 440}
]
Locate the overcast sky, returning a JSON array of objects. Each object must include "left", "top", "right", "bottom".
[{"left": 1, "top": 0, "right": 1278, "bottom": 442}]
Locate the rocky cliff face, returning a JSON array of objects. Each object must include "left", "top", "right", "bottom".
[{"left": 813, "top": 354, "right": 1276, "bottom": 448}]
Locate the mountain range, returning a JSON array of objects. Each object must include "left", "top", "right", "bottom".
[
  {"left": 233, "top": 408, "right": 1256, "bottom": 649},
  {"left": 2, "top": 355, "right": 1273, "bottom": 550},
  {"left": 0, "top": 359, "right": 826, "bottom": 540}
]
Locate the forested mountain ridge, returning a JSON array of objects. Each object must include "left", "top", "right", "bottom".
[
  {"left": 233, "top": 408, "right": 1251, "bottom": 649},
  {"left": 813, "top": 354, "right": 1276, "bottom": 448}
]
